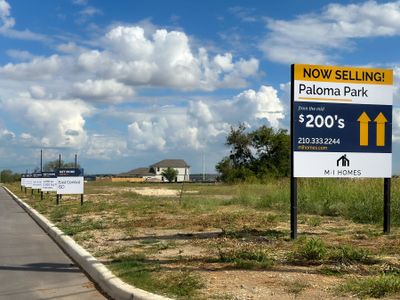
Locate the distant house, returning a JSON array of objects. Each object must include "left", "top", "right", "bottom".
[
  {"left": 150, "top": 159, "right": 190, "bottom": 182},
  {"left": 111, "top": 159, "right": 190, "bottom": 182},
  {"left": 118, "top": 167, "right": 155, "bottom": 179}
]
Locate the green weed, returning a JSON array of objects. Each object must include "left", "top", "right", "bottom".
[
  {"left": 338, "top": 275, "right": 400, "bottom": 298},
  {"left": 109, "top": 254, "right": 203, "bottom": 299},
  {"left": 215, "top": 247, "right": 274, "bottom": 269},
  {"left": 290, "top": 238, "right": 327, "bottom": 262},
  {"left": 329, "top": 245, "right": 375, "bottom": 264}
]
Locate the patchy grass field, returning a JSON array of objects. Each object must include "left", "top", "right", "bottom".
[{"left": 7, "top": 178, "right": 400, "bottom": 299}]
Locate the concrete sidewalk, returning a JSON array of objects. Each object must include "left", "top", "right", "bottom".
[{"left": 0, "top": 188, "right": 107, "bottom": 300}]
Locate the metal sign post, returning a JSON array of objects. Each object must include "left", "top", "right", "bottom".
[{"left": 291, "top": 64, "right": 393, "bottom": 238}]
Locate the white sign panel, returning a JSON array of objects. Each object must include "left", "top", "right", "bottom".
[
  {"left": 42, "top": 178, "right": 58, "bottom": 192},
  {"left": 292, "top": 64, "right": 393, "bottom": 178},
  {"left": 32, "top": 177, "right": 42, "bottom": 190},
  {"left": 57, "top": 176, "right": 84, "bottom": 195},
  {"left": 25, "top": 177, "right": 33, "bottom": 188}
]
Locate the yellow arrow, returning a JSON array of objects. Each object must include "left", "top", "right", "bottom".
[
  {"left": 374, "top": 112, "right": 388, "bottom": 147},
  {"left": 357, "top": 112, "right": 371, "bottom": 146}
]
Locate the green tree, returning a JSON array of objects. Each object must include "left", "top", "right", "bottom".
[
  {"left": 216, "top": 125, "right": 290, "bottom": 182},
  {"left": 226, "top": 123, "right": 253, "bottom": 167},
  {"left": 251, "top": 126, "right": 290, "bottom": 177},
  {"left": 0, "top": 169, "right": 20, "bottom": 183},
  {"left": 43, "top": 160, "right": 81, "bottom": 171},
  {"left": 161, "top": 167, "right": 179, "bottom": 182}
]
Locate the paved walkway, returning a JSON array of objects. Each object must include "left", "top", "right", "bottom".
[{"left": 0, "top": 188, "right": 107, "bottom": 299}]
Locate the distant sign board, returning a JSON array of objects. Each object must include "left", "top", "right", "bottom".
[
  {"left": 24, "top": 174, "right": 33, "bottom": 188},
  {"left": 56, "top": 168, "right": 84, "bottom": 195},
  {"left": 31, "top": 173, "right": 43, "bottom": 189},
  {"left": 42, "top": 172, "right": 58, "bottom": 192},
  {"left": 292, "top": 64, "right": 393, "bottom": 178}
]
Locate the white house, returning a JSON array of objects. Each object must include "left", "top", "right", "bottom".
[
  {"left": 150, "top": 159, "right": 190, "bottom": 182},
  {"left": 114, "top": 159, "right": 190, "bottom": 182}
]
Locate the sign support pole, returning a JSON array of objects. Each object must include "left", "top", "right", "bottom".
[
  {"left": 290, "top": 64, "right": 297, "bottom": 240},
  {"left": 40, "top": 149, "right": 43, "bottom": 200},
  {"left": 290, "top": 177, "right": 297, "bottom": 239},
  {"left": 81, "top": 194, "right": 84, "bottom": 206},
  {"left": 384, "top": 177, "right": 391, "bottom": 234},
  {"left": 58, "top": 154, "right": 62, "bottom": 201}
]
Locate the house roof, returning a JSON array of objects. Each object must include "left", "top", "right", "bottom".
[
  {"left": 150, "top": 159, "right": 190, "bottom": 168},
  {"left": 117, "top": 167, "right": 154, "bottom": 177}
]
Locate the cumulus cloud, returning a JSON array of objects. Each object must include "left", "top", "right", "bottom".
[
  {"left": 77, "top": 25, "right": 259, "bottom": 90},
  {"left": 29, "top": 85, "right": 47, "bottom": 99},
  {"left": 0, "top": 0, "right": 48, "bottom": 41},
  {"left": 0, "top": 25, "right": 259, "bottom": 102},
  {"left": 0, "top": 128, "right": 15, "bottom": 142},
  {"left": 0, "top": 0, "right": 14, "bottom": 30},
  {"left": 0, "top": 55, "right": 64, "bottom": 80},
  {"left": 2, "top": 96, "right": 92, "bottom": 148},
  {"left": 85, "top": 134, "right": 128, "bottom": 160},
  {"left": 71, "top": 79, "right": 134, "bottom": 103},
  {"left": 393, "top": 108, "right": 400, "bottom": 142},
  {"left": 127, "top": 85, "right": 284, "bottom": 152},
  {"left": 261, "top": 1, "right": 400, "bottom": 64}
]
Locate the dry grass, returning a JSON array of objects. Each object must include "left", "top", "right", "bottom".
[{"left": 7, "top": 179, "right": 400, "bottom": 299}]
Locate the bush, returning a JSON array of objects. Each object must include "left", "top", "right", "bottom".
[{"left": 290, "top": 238, "right": 327, "bottom": 262}]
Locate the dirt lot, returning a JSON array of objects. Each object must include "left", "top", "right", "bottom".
[{"left": 10, "top": 180, "right": 400, "bottom": 299}]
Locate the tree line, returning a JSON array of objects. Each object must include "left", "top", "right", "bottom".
[{"left": 216, "top": 124, "right": 290, "bottom": 182}]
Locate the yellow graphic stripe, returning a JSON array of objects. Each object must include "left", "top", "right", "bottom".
[{"left": 294, "top": 64, "right": 393, "bottom": 85}]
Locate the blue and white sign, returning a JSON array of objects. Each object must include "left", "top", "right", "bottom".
[
  {"left": 56, "top": 168, "right": 84, "bottom": 195},
  {"left": 32, "top": 173, "right": 42, "bottom": 190},
  {"left": 42, "top": 172, "right": 58, "bottom": 192},
  {"left": 24, "top": 174, "right": 33, "bottom": 188},
  {"left": 292, "top": 64, "right": 393, "bottom": 178}
]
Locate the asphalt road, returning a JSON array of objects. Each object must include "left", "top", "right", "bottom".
[{"left": 0, "top": 187, "right": 107, "bottom": 300}]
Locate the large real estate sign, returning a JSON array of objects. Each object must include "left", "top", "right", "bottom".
[
  {"left": 57, "top": 168, "right": 84, "bottom": 195},
  {"left": 292, "top": 64, "right": 393, "bottom": 178}
]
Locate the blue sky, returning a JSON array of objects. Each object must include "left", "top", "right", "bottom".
[{"left": 0, "top": 0, "right": 399, "bottom": 174}]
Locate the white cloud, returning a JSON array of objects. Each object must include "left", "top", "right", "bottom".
[
  {"left": 0, "top": 0, "right": 48, "bottom": 41},
  {"left": 57, "top": 42, "right": 86, "bottom": 54},
  {"left": 2, "top": 96, "right": 92, "bottom": 148},
  {"left": 126, "top": 85, "right": 284, "bottom": 152},
  {"left": 0, "top": 25, "right": 259, "bottom": 101},
  {"left": 0, "top": 128, "right": 15, "bottom": 142},
  {"left": 6, "top": 49, "right": 35, "bottom": 61},
  {"left": 72, "top": 0, "right": 88, "bottom": 5},
  {"left": 85, "top": 134, "right": 128, "bottom": 160},
  {"left": 77, "top": 25, "right": 259, "bottom": 90},
  {"left": 79, "top": 6, "right": 102, "bottom": 17},
  {"left": 29, "top": 85, "right": 47, "bottom": 99},
  {"left": 0, "top": 55, "right": 64, "bottom": 80},
  {"left": 72, "top": 79, "right": 134, "bottom": 104},
  {"left": 261, "top": 1, "right": 400, "bottom": 64},
  {"left": 0, "top": 0, "right": 14, "bottom": 30},
  {"left": 394, "top": 108, "right": 400, "bottom": 142}
]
